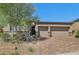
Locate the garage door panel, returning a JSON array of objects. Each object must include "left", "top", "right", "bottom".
[
  {"left": 39, "top": 27, "right": 48, "bottom": 37},
  {"left": 40, "top": 31, "right": 48, "bottom": 37},
  {"left": 51, "top": 27, "right": 69, "bottom": 38},
  {"left": 52, "top": 31, "right": 69, "bottom": 38},
  {"left": 51, "top": 27, "right": 69, "bottom": 31}
]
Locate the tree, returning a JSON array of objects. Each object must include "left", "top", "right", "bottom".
[
  {"left": 0, "top": 3, "right": 38, "bottom": 30},
  {"left": 0, "top": 3, "right": 39, "bottom": 41},
  {"left": 0, "top": 13, "right": 8, "bottom": 37},
  {"left": 0, "top": 14, "right": 7, "bottom": 29}
]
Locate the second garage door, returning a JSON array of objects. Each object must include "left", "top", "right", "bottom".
[{"left": 51, "top": 27, "right": 69, "bottom": 38}]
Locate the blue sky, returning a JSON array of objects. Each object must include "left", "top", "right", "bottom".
[{"left": 33, "top": 3, "right": 79, "bottom": 22}]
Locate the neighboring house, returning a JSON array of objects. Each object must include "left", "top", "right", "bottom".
[{"left": 2, "top": 19, "right": 79, "bottom": 38}]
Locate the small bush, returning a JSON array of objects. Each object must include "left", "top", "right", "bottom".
[
  {"left": 75, "top": 30, "right": 79, "bottom": 38},
  {"left": 2, "top": 33, "right": 12, "bottom": 42},
  {"left": 15, "top": 32, "right": 27, "bottom": 42},
  {"left": 28, "top": 46, "right": 34, "bottom": 52},
  {"left": 0, "top": 32, "right": 3, "bottom": 37}
]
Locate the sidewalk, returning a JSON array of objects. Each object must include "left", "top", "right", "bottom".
[{"left": 60, "top": 52, "right": 79, "bottom": 55}]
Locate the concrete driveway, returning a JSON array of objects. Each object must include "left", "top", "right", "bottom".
[{"left": 38, "top": 32, "right": 79, "bottom": 55}]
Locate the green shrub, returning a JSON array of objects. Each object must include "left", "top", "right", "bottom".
[
  {"left": 0, "top": 32, "right": 3, "bottom": 37},
  {"left": 14, "top": 32, "right": 26, "bottom": 42},
  {"left": 75, "top": 30, "right": 79, "bottom": 38},
  {"left": 2, "top": 33, "right": 12, "bottom": 42},
  {"left": 28, "top": 46, "right": 34, "bottom": 52}
]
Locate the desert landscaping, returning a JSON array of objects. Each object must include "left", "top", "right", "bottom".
[{"left": 0, "top": 32, "right": 79, "bottom": 55}]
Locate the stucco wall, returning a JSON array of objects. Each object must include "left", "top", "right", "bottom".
[{"left": 2, "top": 21, "right": 79, "bottom": 37}]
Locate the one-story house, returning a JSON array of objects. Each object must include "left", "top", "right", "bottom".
[
  {"left": 35, "top": 19, "right": 79, "bottom": 38},
  {"left": 2, "top": 19, "right": 79, "bottom": 38}
]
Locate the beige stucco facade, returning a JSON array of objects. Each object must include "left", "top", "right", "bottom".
[
  {"left": 36, "top": 20, "right": 79, "bottom": 37},
  {"left": 2, "top": 20, "right": 79, "bottom": 37}
]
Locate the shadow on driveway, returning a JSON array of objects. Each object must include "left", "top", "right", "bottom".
[{"left": 38, "top": 37, "right": 49, "bottom": 41}]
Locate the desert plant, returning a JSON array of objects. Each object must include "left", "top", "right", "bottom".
[
  {"left": 0, "top": 32, "right": 3, "bottom": 37},
  {"left": 2, "top": 33, "right": 12, "bottom": 42},
  {"left": 19, "top": 32, "right": 27, "bottom": 41},
  {"left": 14, "top": 31, "right": 26, "bottom": 42},
  {"left": 28, "top": 46, "right": 34, "bottom": 52},
  {"left": 75, "top": 30, "right": 79, "bottom": 38}
]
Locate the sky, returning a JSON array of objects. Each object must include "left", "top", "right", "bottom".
[{"left": 33, "top": 3, "right": 79, "bottom": 22}]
